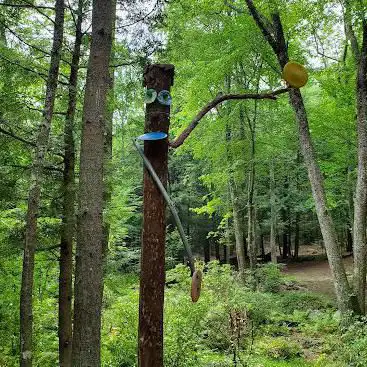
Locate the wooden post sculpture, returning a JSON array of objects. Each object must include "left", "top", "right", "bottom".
[{"left": 138, "top": 64, "right": 174, "bottom": 367}]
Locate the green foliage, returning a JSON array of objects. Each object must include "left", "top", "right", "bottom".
[
  {"left": 328, "top": 316, "right": 367, "bottom": 367},
  {"left": 257, "top": 336, "right": 303, "bottom": 360},
  {"left": 253, "top": 263, "right": 284, "bottom": 293}
]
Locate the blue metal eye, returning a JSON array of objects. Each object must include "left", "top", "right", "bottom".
[
  {"left": 145, "top": 88, "right": 157, "bottom": 104},
  {"left": 157, "top": 90, "right": 172, "bottom": 106},
  {"left": 137, "top": 132, "right": 168, "bottom": 141}
]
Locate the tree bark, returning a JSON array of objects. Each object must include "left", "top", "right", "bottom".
[
  {"left": 247, "top": 119, "right": 257, "bottom": 269},
  {"left": 203, "top": 239, "right": 211, "bottom": 263},
  {"left": 58, "top": 1, "right": 84, "bottom": 365},
  {"left": 269, "top": 161, "right": 277, "bottom": 263},
  {"left": 294, "top": 213, "right": 300, "bottom": 259},
  {"left": 138, "top": 64, "right": 174, "bottom": 367},
  {"left": 343, "top": 2, "right": 367, "bottom": 312},
  {"left": 102, "top": 0, "right": 117, "bottom": 260},
  {"left": 245, "top": 0, "right": 357, "bottom": 313},
  {"left": 71, "top": 0, "right": 114, "bottom": 365},
  {"left": 352, "top": 21, "right": 367, "bottom": 314},
  {"left": 226, "top": 110, "right": 246, "bottom": 277},
  {"left": 215, "top": 241, "right": 221, "bottom": 261},
  {"left": 230, "top": 178, "right": 246, "bottom": 276},
  {"left": 289, "top": 87, "right": 356, "bottom": 312},
  {"left": 20, "top": 1, "right": 64, "bottom": 366}
]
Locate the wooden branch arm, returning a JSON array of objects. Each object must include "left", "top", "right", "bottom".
[{"left": 169, "top": 87, "right": 290, "bottom": 149}]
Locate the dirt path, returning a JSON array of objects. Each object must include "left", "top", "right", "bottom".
[{"left": 282, "top": 256, "right": 353, "bottom": 299}]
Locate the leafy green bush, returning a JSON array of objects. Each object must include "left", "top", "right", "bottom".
[
  {"left": 254, "top": 263, "right": 284, "bottom": 293},
  {"left": 257, "top": 336, "right": 303, "bottom": 360},
  {"left": 277, "top": 291, "right": 333, "bottom": 314},
  {"left": 101, "top": 275, "right": 139, "bottom": 367},
  {"left": 329, "top": 316, "right": 367, "bottom": 367}
]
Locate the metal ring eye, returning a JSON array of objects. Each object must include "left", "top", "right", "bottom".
[
  {"left": 145, "top": 88, "right": 157, "bottom": 104},
  {"left": 157, "top": 90, "right": 172, "bottom": 106}
]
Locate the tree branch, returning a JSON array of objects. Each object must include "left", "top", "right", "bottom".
[
  {"left": 0, "top": 21, "right": 72, "bottom": 66},
  {"left": 169, "top": 87, "right": 290, "bottom": 149},
  {"left": 224, "top": 0, "right": 245, "bottom": 13},
  {"left": 0, "top": 1, "right": 56, "bottom": 24},
  {"left": 0, "top": 122, "right": 64, "bottom": 158},
  {"left": 116, "top": 0, "right": 159, "bottom": 29},
  {"left": 343, "top": 0, "right": 360, "bottom": 62},
  {"left": 36, "top": 244, "right": 61, "bottom": 252},
  {"left": 0, "top": 126, "right": 36, "bottom": 147},
  {"left": 244, "top": 0, "right": 278, "bottom": 52},
  {"left": 0, "top": 54, "right": 69, "bottom": 86},
  {"left": 0, "top": 3, "right": 54, "bottom": 10}
]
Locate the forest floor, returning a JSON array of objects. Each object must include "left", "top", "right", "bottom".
[{"left": 282, "top": 245, "right": 353, "bottom": 299}]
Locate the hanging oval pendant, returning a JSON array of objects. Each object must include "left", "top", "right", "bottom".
[
  {"left": 191, "top": 270, "right": 203, "bottom": 303},
  {"left": 282, "top": 61, "right": 308, "bottom": 88},
  {"left": 157, "top": 90, "right": 172, "bottom": 106},
  {"left": 145, "top": 88, "right": 157, "bottom": 104}
]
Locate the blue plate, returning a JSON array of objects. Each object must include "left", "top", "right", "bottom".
[{"left": 137, "top": 132, "right": 168, "bottom": 141}]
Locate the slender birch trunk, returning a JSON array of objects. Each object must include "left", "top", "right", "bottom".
[
  {"left": 20, "top": 1, "right": 64, "bottom": 366},
  {"left": 229, "top": 177, "right": 246, "bottom": 277},
  {"left": 269, "top": 161, "right": 277, "bottom": 263},
  {"left": 247, "top": 112, "right": 257, "bottom": 269}
]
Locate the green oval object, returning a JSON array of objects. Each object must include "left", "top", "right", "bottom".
[
  {"left": 282, "top": 61, "right": 308, "bottom": 88},
  {"left": 145, "top": 88, "right": 157, "bottom": 104}
]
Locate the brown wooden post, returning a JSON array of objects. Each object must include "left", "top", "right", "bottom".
[{"left": 138, "top": 64, "right": 174, "bottom": 367}]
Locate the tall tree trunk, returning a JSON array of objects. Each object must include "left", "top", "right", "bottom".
[
  {"left": 294, "top": 152, "right": 301, "bottom": 260},
  {"left": 282, "top": 227, "right": 288, "bottom": 260},
  {"left": 346, "top": 166, "right": 354, "bottom": 253},
  {"left": 287, "top": 205, "right": 292, "bottom": 257},
  {"left": 352, "top": 21, "right": 367, "bottom": 314},
  {"left": 244, "top": 1, "right": 357, "bottom": 313},
  {"left": 212, "top": 215, "right": 221, "bottom": 261},
  {"left": 225, "top": 217, "right": 231, "bottom": 264},
  {"left": 71, "top": 0, "right": 114, "bottom": 365},
  {"left": 289, "top": 86, "right": 356, "bottom": 312},
  {"left": 269, "top": 161, "right": 277, "bottom": 263},
  {"left": 245, "top": 96, "right": 258, "bottom": 270},
  {"left": 102, "top": 0, "right": 117, "bottom": 260},
  {"left": 294, "top": 213, "right": 300, "bottom": 259},
  {"left": 225, "top": 88, "right": 246, "bottom": 276},
  {"left": 260, "top": 232, "right": 265, "bottom": 258},
  {"left": 58, "top": 1, "right": 84, "bottom": 365},
  {"left": 215, "top": 241, "right": 221, "bottom": 261},
  {"left": 247, "top": 129, "right": 257, "bottom": 269},
  {"left": 230, "top": 178, "right": 246, "bottom": 277},
  {"left": 20, "top": 1, "right": 64, "bottom": 366},
  {"left": 203, "top": 239, "right": 211, "bottom": 263}
]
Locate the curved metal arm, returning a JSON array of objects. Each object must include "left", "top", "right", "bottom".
[{"left": 133, "top": 139, "right": 195, "bottom": 274}]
